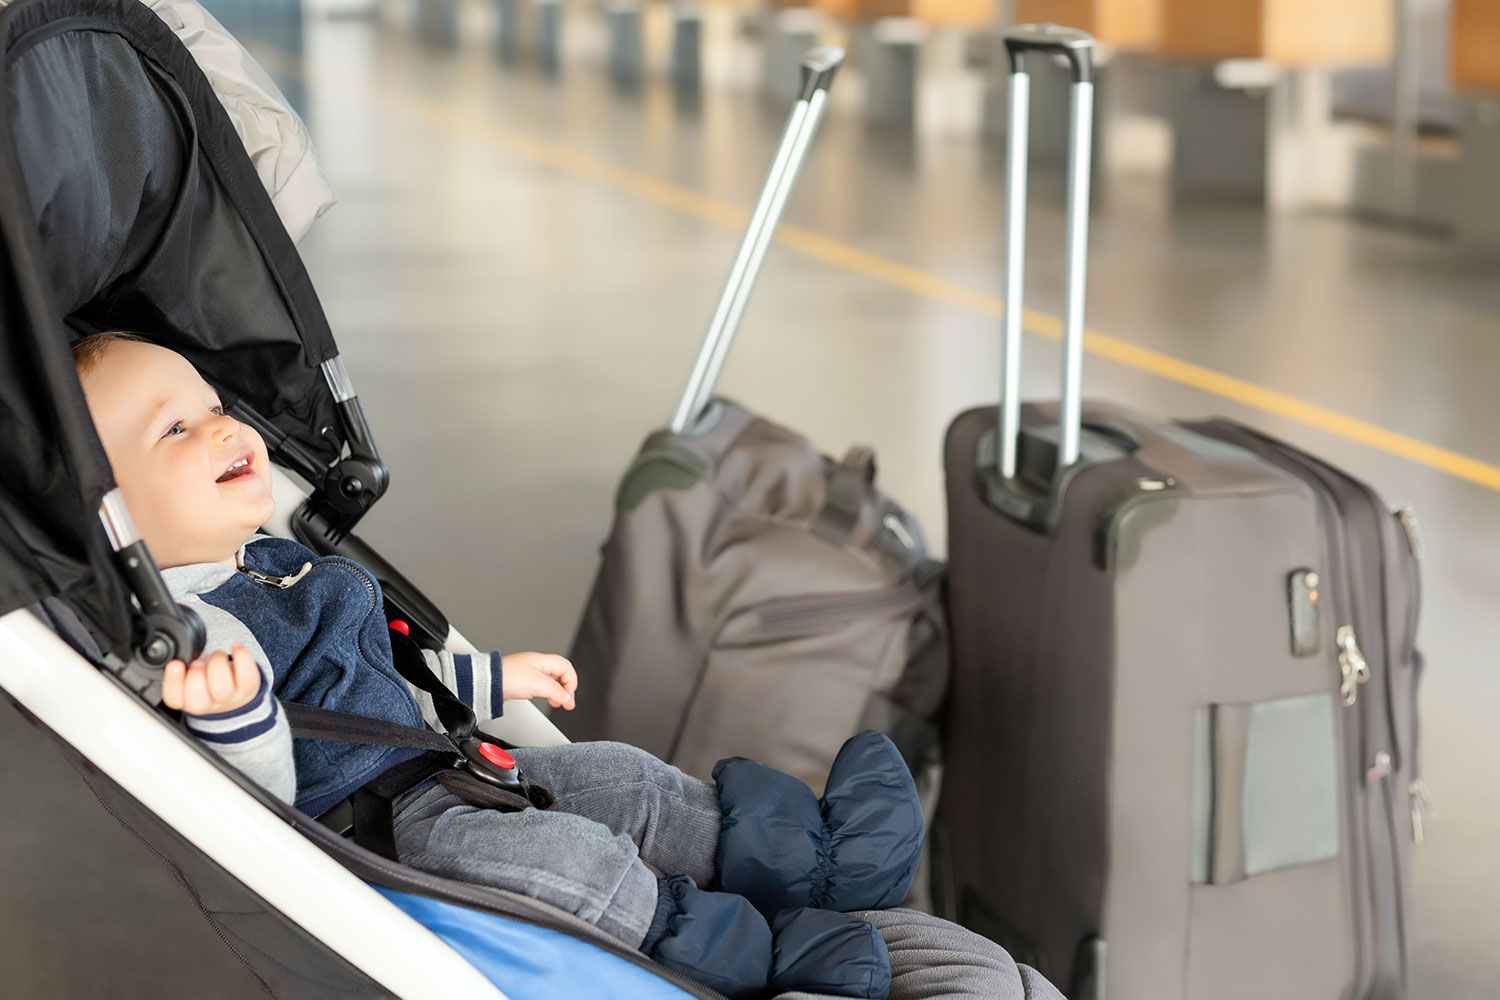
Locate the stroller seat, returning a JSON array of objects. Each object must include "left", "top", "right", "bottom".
[{"left": 0, "top": 1, "right": 1064, "bottom": 996}]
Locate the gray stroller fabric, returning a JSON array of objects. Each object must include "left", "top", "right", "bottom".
[{"left": 776, "top": 908, "right": 1067, "bottom": 1000}]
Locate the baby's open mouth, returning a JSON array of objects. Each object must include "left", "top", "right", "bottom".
[{"left": 217, "top": 454, "right": 255, "bottom": 483}]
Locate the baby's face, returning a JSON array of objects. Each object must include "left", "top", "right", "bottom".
[{"left": 81, "top": 341, "right": 274, "bottom": 568}]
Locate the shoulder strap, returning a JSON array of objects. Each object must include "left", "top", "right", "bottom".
[{"left": 386, "top": 627, "right": 479, "bottom": 742}]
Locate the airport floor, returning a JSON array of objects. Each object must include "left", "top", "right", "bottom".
[{"left": 2, "top": 9, "right": 1498, "bottom": 998}]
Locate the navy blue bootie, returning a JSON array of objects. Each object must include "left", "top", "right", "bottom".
[
  {"left": 641, "top": 876, "right": 772, "bottom": 999},
  {"left": 713, "top": 730, "right": 923, "bottom": 918},
  {"left": 769, "top": 908, "right": 891, "bottom": 1000}
]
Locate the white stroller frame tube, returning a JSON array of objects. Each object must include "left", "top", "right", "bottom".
[
  {"left": 997, "top": 25, "right": 1094, "bottom": 479},
  {"left": 0, "top": 611, "right": 509, "bottom": 999},
  {"left": 99, "top": 488, "right": 141, "bottom": 550},
  {"left": 668, "top": 46, "right": 845, "bottom": 434},
  {"left": 320, "top": 355, "right": 357, "bottom": 403}
]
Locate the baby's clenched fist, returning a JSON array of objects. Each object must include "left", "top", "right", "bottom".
[{"left": 162, "top": 644, "right": 262, "bottom": 716}]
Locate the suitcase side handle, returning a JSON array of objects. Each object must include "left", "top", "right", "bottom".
[
  {"left": 997, "top": 24, "right": 1094, "bottom": 481},
  {"left": 668, "top": 46, "right": 846, "bottom": 434}
]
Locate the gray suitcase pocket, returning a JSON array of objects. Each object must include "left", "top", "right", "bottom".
[
  {"left": 1191, "top": 692, "right": 1341, "bottom": 885},
  {"left": 1185, "top": 693, "right": 1353, "bottom": 1000}
]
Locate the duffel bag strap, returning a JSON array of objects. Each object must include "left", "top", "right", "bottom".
[{"left": 812, "top": 445, "right": 878, "bottom": 547}]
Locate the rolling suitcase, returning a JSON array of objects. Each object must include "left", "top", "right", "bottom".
[
  {"left": 568, "top": 47, "right": 949, "bottom": 800},
  {"left": 935, "top": 24, "right": 1424, "bottom": 1000}
]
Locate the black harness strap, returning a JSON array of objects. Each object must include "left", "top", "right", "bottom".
[
  {"left": 280, "top": 630, "right": 555, "bottom": 860},
  {"left": 282, "top": 702, "right": 457, "bottom": 753},
  {"left": 385, "top": 627, "right": 478, "bottom": 741}
]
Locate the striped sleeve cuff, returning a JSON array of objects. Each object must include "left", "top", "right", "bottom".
[
  {"left": 183, "top": 673, "right": 281, "bottom": 745},
  {"left": 410, "top": 650, "right": 506, "bottom": 731},
  {"left": 447, "top": 650, "right": 505, "bottom": 722}
]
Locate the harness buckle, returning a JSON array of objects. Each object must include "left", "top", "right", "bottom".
[{"left": 457, "top": 737, "right": 528, "bottom": 795}]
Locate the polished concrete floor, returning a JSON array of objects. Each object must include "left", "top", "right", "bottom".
[{"left": 3, "top": 9, "right": 1499, "bottom": 998}]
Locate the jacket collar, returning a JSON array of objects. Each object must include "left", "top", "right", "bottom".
[{"left": 160, "top": 536, "right": 275, "bottom": 598}]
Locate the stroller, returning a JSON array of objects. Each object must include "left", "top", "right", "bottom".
[{"left": 0, "top": 0, "right": 1067, "bottom": 997}]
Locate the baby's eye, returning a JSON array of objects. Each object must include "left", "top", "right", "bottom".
[
  {"left": 162, "top": 422, "right": 184, "bottom": 438},
  {"left": 210, "top": 406, "right": 225, "bottom": 417}
]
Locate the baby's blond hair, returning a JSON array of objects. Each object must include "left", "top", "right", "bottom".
[{"left": 71, "top": 331, "right": 151, "bottom": 377}]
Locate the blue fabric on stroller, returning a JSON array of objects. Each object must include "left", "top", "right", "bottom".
[{"left": 376, "top": 888, "right": 704, "bottom": 1000}]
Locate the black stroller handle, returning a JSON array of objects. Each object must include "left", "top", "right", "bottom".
[{"left": 98, "top": 492, "right": 205, "bottom": 702}]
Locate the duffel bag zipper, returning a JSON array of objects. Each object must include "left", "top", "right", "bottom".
[{"left": 756, "top": 584, "right": 928, "bottom": 635}]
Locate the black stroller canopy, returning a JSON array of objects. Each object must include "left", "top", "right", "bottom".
[{"left": 0, "top": 0, "right": 347, "bottom": 654}]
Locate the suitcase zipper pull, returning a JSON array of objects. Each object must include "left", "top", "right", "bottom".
[
  {"left": 1392, "top": 503, "right": 1423, "bottom": 559},
  {"left": 1336, "top": 625, "right": 1370, "bottom": 706},
  {"left": 1409, "top": 779, "right": 1438, "bottom": 845}
]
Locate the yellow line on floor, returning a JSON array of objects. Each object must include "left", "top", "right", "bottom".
[{"left": 260, "top": 45, "right": 1500, "bottom": 493}]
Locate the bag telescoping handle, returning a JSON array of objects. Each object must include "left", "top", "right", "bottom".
[
  {"left": 997, "top": 25, "right": 1095, "bottom": 481},
  {"left": 668, "top": 46, "right": 846, "bottom": 434}
]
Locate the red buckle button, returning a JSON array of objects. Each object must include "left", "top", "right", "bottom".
[
  {"left": 388, "top": 620, "right": 410, "bottom": 636},
  {"left": 477, "top": 742, "right": 515, "bottom": 771}
]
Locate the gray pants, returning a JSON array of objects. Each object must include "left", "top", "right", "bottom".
[{"left": 391, "top": 740, "right": 722, "bottom": 947}]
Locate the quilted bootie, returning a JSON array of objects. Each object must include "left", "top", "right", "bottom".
[
  {"left": 713, "top": 730, "right": 923, "bottom": 918},
  {"left": 641, "top": 875, "right": 772, "bottom": 999},
  {"left": 767, "top": 907, "right": 891, "bottom": 1000}
]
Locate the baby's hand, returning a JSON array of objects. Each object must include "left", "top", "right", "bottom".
[
  {"left": 162, "top": 644, "right": 262, "bottom": 716},
  {"left": 503, "top": 652, "right": 578, "bottom": 711}
]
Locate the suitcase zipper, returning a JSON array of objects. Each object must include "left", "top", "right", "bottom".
[
  {"left": 1336, "top": 625, "right": 1371, "bottom": 706},
  {"left": 1393, "top": 504, "right": 1422, "bottom": 560},
  {"left": 1182, "top": 420, "right": 1377, "bottom": 997},
  {"left": 1409, "top": 779, "right": 1438, "bottom": 845}
]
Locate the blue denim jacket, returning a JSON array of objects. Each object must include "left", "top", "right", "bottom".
[{"left": 195, "top": 537, "right": 425, "bottom": 815}]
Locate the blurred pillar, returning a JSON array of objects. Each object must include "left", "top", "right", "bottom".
[
  {"left": 496, "top": 0, "right": 520, "bottom": 61},
  {"left": 672, "top": 3, "right": 703, "bottom": 87},
  {"left": 496, "top": 0, "right": 563, "bottom": 69},
  {"left": 1165, "top": 62, "right": 1273, "bottom": 204},
  {"left": 1389, "top": 0, "right": 1420, "bottom": 220},
  {"left": 1454, "top": 99, "right": 1500, "bottom": 252},
  {"left": 1451, "top": 0, "right": 1500, "bottom": 251},
  {"left": 536, "top": 0, "right": 564, "bottom": 71},
  {"left": 864, "top": 18, "right": 927, "bottom": 128},
  {"left": 763, "top": 7, "right": 823, "bottom": 102},
  {"left": 606, "top": 0, "right": 645, "bottom": 83},
  {"left": 1157, "top": 0, "right": 1392, "bottom": 208},
  {"left": 417, "top": 0, "right": 461, "bottom": 48}
]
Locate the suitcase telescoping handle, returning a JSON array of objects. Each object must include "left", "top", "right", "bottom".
[
  {"left": 997, "top": 25, "right": 1094, "bottom": 480},
  {"left": 668, "top": 46, "right": 846, "bottom": 434}
]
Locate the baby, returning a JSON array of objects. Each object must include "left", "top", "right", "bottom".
[{"left": 76, "top": 332, "right": 923, "bottom": 1000}]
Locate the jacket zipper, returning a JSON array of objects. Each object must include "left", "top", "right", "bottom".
[{"left": 244, "top": 558, "right": 377, "bottom": 618}]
